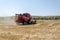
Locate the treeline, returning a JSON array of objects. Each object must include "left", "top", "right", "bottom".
[{"left": 32, "top": 16, "right": 60, "bottom": 20}]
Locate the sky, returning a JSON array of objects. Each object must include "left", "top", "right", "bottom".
[{"left": 0, "top": 0, "right": 60, "bottom": 17}]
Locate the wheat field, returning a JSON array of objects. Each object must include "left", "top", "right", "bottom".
[{"left": 0, "top": 20, "right": 60, "bottom": 40}]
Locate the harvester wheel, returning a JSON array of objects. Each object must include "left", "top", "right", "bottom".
[
  {"left": 26, "top": 21, "right": 32, "bottom": 24},
  {"left": 22, "top": 22, "right": 25, "bottom": 25},
  {"left": 22, "top": 22, "right": 27, "bottom": 25},
  {"left": 28, "top": 21, "right": 32, "bottom": 24}
]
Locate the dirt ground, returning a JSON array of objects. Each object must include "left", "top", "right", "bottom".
[{"left": 0, "top": 20, "right": 60, "bottom": 40}]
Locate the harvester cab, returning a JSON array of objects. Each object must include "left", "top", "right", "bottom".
[{"left": 15, "top": 13, "right": 36, "bottom": 25}]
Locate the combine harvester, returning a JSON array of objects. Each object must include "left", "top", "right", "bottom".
[{"left": 15, "top": 13, "right": 36, "bottom": 25}]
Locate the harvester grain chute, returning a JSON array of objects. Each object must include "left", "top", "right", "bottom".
[{"left": 15, "top": 13, "right": 36, "bottom": 25}]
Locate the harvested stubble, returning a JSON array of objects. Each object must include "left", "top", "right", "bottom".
[{"left": 0, "top": 20, "right": 60, "bottom": 40}]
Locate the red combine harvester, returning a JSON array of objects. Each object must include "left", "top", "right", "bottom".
[{"left": 15, "top": 13, "right": 36, "bottom": 25}]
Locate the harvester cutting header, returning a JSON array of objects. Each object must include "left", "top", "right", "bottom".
[{"left": 15, "top": 13, "right": 36, "bottom": 25}]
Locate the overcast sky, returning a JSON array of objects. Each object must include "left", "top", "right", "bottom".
[{"left": 0, "top": 0, "right": 60, "bottom": 17}]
